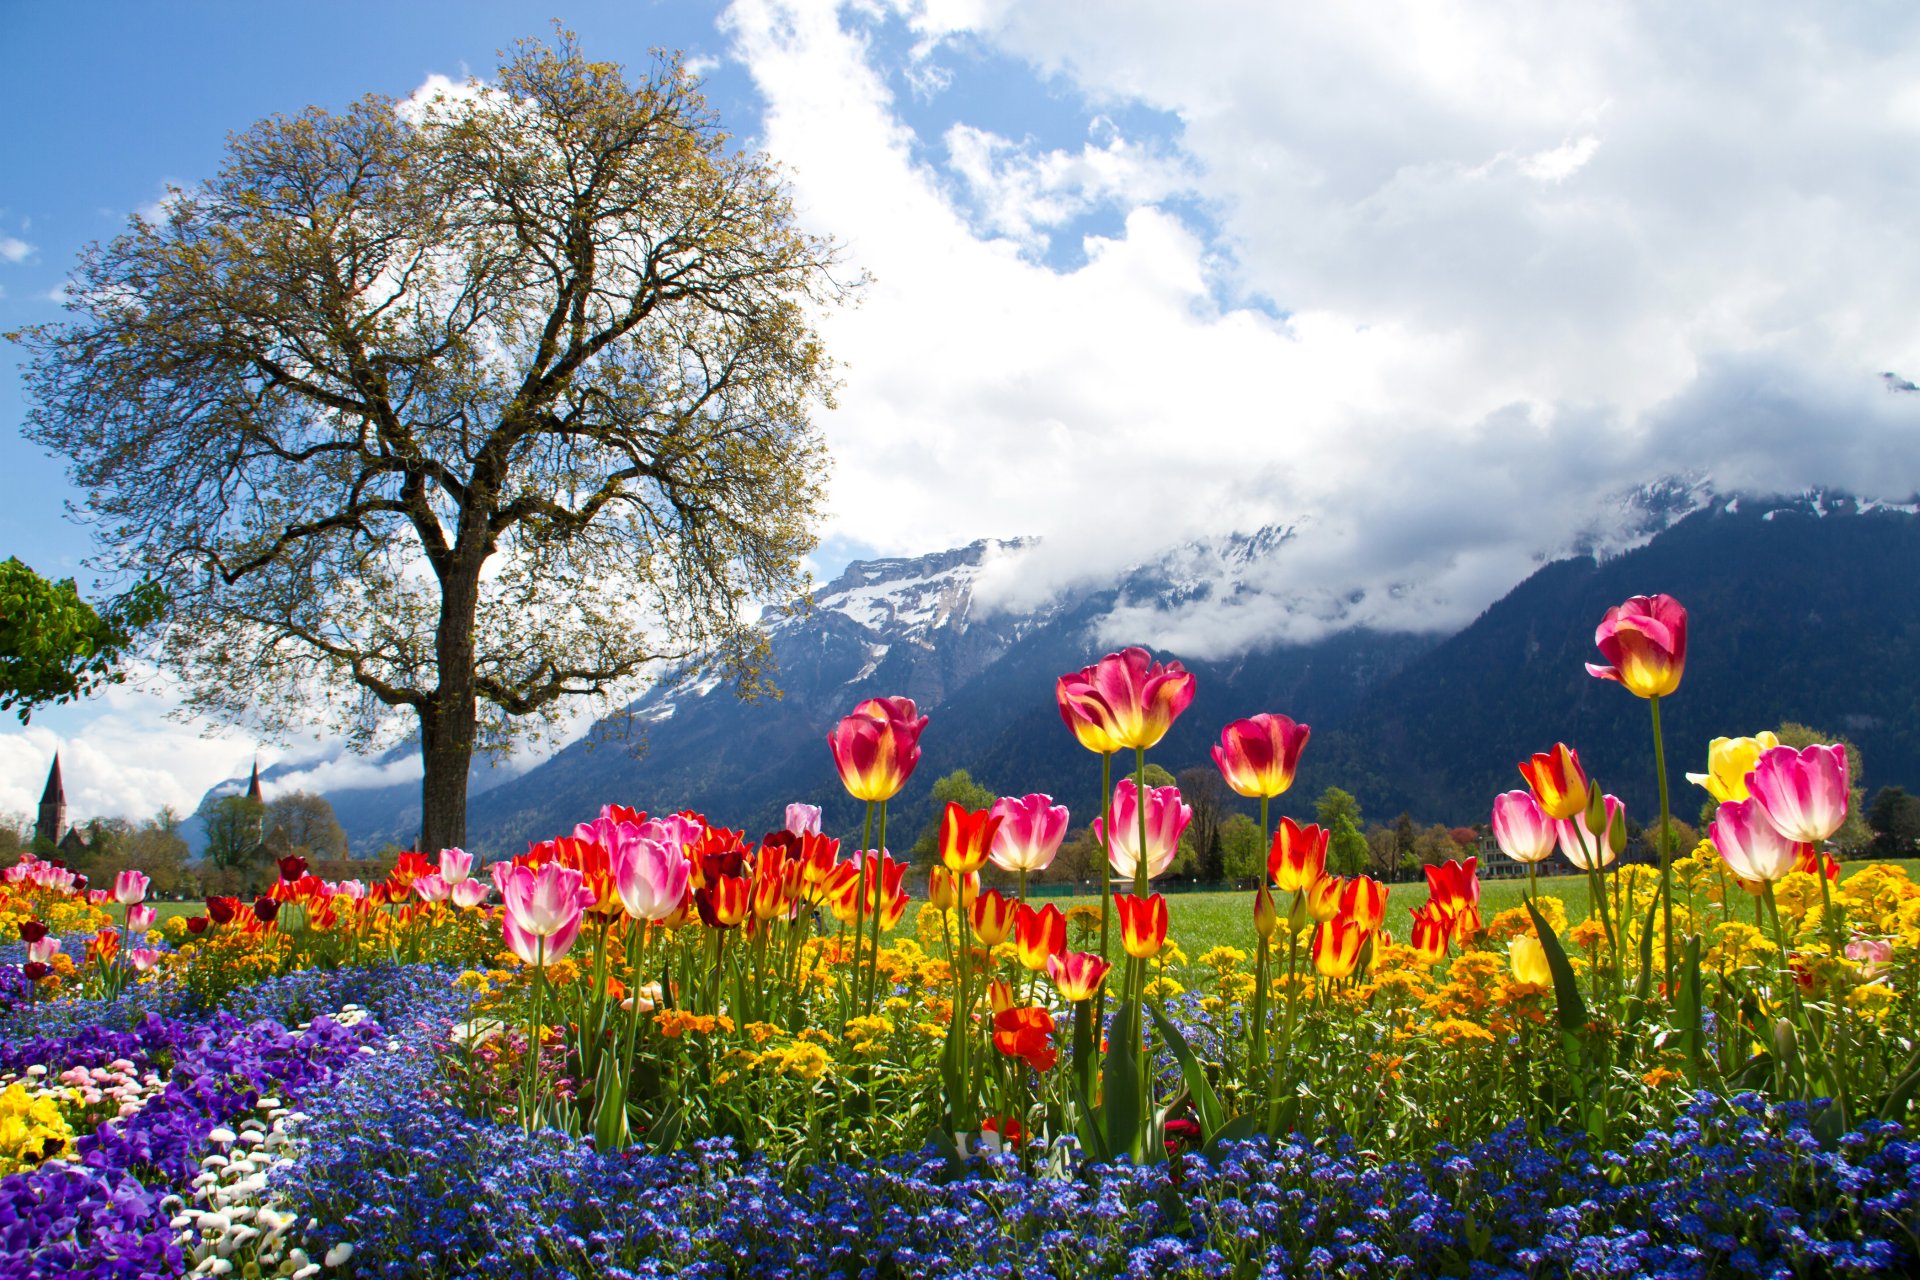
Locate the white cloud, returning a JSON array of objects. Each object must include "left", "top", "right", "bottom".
[
  {"left": 0, "top": 235, "right": 32, "bottom": 263},
  {"left": 716, "top": 0, "right": 1920, "bottom": 652}
]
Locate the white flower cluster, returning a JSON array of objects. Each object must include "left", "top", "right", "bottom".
[
  {"left": 6, "top": 1058, "right": 168, "bottom": 1123},
  {"left": 167, "top": 1007, "right": 373, "bottom": 1278}
]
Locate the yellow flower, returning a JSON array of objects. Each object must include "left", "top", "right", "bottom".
[
  {"left": 1143, "top": 976, "right": 1185, "bottom": 1000},
  {"left": 763, "top": 1041, "right": 830, "bottom": 1081},
  {"left": 0, "top": 1084, "right": 73, "bottom": 1177},
  {"left": 1508, "top": 936, "right": 1551, "bottom": 987},
  {"left": 1642, "top": 1066, "right": 1684, "bottom": 1089},
  {"left": 1218, "top": 972, "right": 1256, "bottom": 1004},
  {"left": 1426, "top": 1018, "right": 1495, "bottom": 1049},
  {"left": 1198, "top": 946, "right": 1249, "bottom": 977},
  {"left": 1704, "top": 922, "right": 1775, "bottom": 970},
  {"left": 798, "top": 1027, "right": 839, "bottom": 1046},
  {"left": 844, "top": 1015, "right": 894, "bottom": 1041},
  {"left": 454, "top": 970, "right": 490, "bottom": 992},
  {"left": 1846, "top": 984, "right": 1898, "bottom": 1023},
  {"left": 743, "top": 1021, "right": 784, "bottom": 1045},
  {"left": 1686, "top": 732, "right": 1780, "bottom": 804},
  {"left": 1160, "top": 940, "right": 1190, "bottom": 968}
]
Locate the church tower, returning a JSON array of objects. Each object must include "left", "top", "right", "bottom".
[{"left": 35, "top": 755, "right": 68, "bottom": 847}]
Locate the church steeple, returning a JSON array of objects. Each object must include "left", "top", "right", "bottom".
[
  {"left": 246, "top": 759, "right": 264, "bottom": 803},
  {"left": 35, "top": 755, "right": 68, "bottom": 847}
]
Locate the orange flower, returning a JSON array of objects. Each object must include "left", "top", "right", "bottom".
[
  {"left": 1312, "top": 916, "right": 1365, "bottom": 979},
  {"left": 992, "top": 1005, "right": 1058, "bottom": 1072},
  {"left": 969, "top": 889, "right": 1019, "bottom": 946},
  {"left": 1046, "top": 950, "right": 1112, "bottom": 1002},
  {"left": 939, "top": 802, "right": 1003, "bottom": 876},
  {"left": 1267, "top": 818, "right": 1329, "bottom": 892},
  {"left": 1338, "top": 876, "right": 1389, "bottom": 933},
  {"left": 1518, "top": 744, "right": 1589, "bottom": 820},
  {"left": 1014, "top": 903, "right": 1067, "bottom": 972},
  {"left": 1114, "top": 892, "right": 1169, "bottom": 959}
]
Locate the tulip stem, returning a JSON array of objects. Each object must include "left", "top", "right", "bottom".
[
  {"left": 867, "top": 800, "right": 890, "bottom": 1017},
  {"left": 1650, "top": 694, "right": 1677, "bottom": 995},
  {"left": 524, "top": 939, "right": 547, "bottom": 1134},
  {"left": 1096, "top": 751, "right": 1114, "bottom": 1042},
  {"left": 845, "top": 801, "right": 874, "bottom": 1034}
]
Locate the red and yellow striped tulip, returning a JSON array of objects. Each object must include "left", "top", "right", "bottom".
[
  {"left": 1114, "top": 892, "right": 1169, "bottom": 959},
  {"left": 1312, "top": 915, "right": 1365, "bottom": 979},
  {"left": 1585, "top": 594, "right": 1687, "bottom": 699},
  {"left": 1518, "top": 744, "right": 1589, "bottom": 820},
  {"left": 988, "top": 977, "right": 1015, "bottom": 1016},
  {"left": 1424, "top": 857, "right": 1480, "bottom": 925},
  {"left": 1014, "top": 902, "right": 1067, "bottom": 971},
  {"left": 1338, "top": 875, "right": 1389, "bottom": 933},
  {"left": 1055, "top": 647, "right": 1197, "bottom": 754},
  {"left": 970, "top": 888, "right": 1019, "bottom": 946},
  {"left": 695, "top": 873, "right": 750, "bottom": 929},
  {"left": 1211, "top": 713, "right": 1311, "bottom": 798},
  {"left": 928, "top": 865, "right": 980, "bottom": 913},
  {"left": 1305, "top": 874, "right": 1344, "bottom": 924},
  {"left": 1408, "top": 904, "right": 1449, "bottom": 965},
  {"left": 1046, "top": 950, "right": 1113, "bottom": 1002},
  {"left": 939, "top": 802, "right": 1003, "bottom": 875},
  {"left": 1267, "top": 818, "right": 1330, "bottom": 893},
  {"left": 1253, "top": 882, "right": 1279, "bottom": 940}
]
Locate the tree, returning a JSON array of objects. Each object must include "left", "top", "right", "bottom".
[
  {"left": 202, "top": 793, "right": 268, "bottom": 873},
  {"left": 12, "top": 35, "right": 852, "bottom": 851},
  {"left": 1175, "top": 765, "right": 1230, "bottom": 883},
  {"left": 123, "top": 810, "right": 192, "bottom": 897},
  {"left": 1867, "top": 786, "right": 1920, "bottom": 857},
  {"left": 1218, "top": 813, "right": 1264, "bottom": 883},
  {"left": 266, "top": 791, "right": 350, "bottom": 861},
  {"left": 1312, "top": 786, "right": 1370, "bottom": 877},
  {"left": 0, "top": 558, "right": 163, "bottom": 723}
]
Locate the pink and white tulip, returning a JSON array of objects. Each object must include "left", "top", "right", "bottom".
[
  {"left": 126, "top": 904, "right": 156, "bottom": 933},
  {"left": 785, "top": 803, "right": 823, "bottom": 837},
  {"left": 438, "top": 847, "right": 474, "bottom": 885},
  {"left": 27, "top": 936, "right": 61, "bottom": 965},
  {"left": 1710, "top": 797, "right": 1802, "bottom": 883},
  {"left": 613, "top": 828, "right": 692, "bottom": 922},
  {"left": 1491, "top": 791, "right": 1557, "bottom": 865},
  {"left": 112, "top": 870, "right": 150, "bottom": 905},
  {"left": 450, "top": 879, "right": 490, "bottom": 909},
  {"left": 1747, "top": 744, "right": 1850, "bottom": 844},
  {"left": 129, "top": 949, "right": 163, "bottom": 973},
  {"left": 1093, "top": 779, "right": 1192, "bottom": 882},
  {"left": 1554, "top": 794, "right": 1623, "bottom": 870},
  {"left": 491, "top": 862, "right": 593, "bottom": 968},
  {"left": 412, "top": 873, "right": 451, "bottom": 904},
  {"left": 988, "top": 794, "right": 1070, "bottom": 874}
]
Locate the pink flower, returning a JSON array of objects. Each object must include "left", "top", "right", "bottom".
[
  {"left": 412, "top": 874, "right": 451, "bottom": 904},
  {"left": 1585, "top": 594, "right": 1687, "bottom": 698},
  {"left": 491, "top": 862, "right": 593, "bottom": 968},
  {"left": 129, "top": 949, "right": 163, "bottom": 973},
  {"left": 827, "top": 697, "right": 929, "bottom": 802},
  {"left": 1491, "top": 791, "right": 1557, "bottom": 865},
  {"left": 1747, "top": 744, "right": 1850, "bottom": 844},
  {"left": 27, "top": 936, "right": 61, "bottom": 965},
  {"left": 612, "top": 827, "right": 692, "bottom": 922},
  {"left": 1711, "top": 797, "right": 1802, "bottom": 883},
  {"left": 1092, "top": 779, "right": 1191, "bottom": 881},
  {"left": 335, "top": 880, "right": 367, "bottom": 900},
  {"left": 988, "top": 794, "right": 1070, "bottom": 874},
  {"left": 1846, "top": 937, "right": 1893, "bottom": 978},
  {"left": 438, "top": 848, "right": 474, "bottom": 885},
  {"left": 785, "top": 803, "right": 823, "bottom": 837},
  {"left": 450, "top": 879, "right": 490, "bottom": 909},
  {"left": 112, "top": 870, "right": 150, "bottom": 905},
  {"left": 126, "top": 904, "right": 156, "bottom": 933},
  {"left": 1056, "top": 648, "right": 1196, "bottom": 754},
  {"left": 1554, "top": 794, "right": 1624, "bottom": 870},
  {"left": 1211, "top": 714, "right": 1311, "bottom": 799}
]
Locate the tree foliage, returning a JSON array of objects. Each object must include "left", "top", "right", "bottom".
[
  {"left": 10, "top": 34, "right": 853, "bottom": 848},
  {"left": 0, "top": 559, "right": 163, "bottom": 723},
  {"left": 265, "top": 790, "right": 350, "bottom": 860}
]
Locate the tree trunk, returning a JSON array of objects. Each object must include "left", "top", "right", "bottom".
[{"left": 419, "top": 563, "right": 481, "bottom": 854}]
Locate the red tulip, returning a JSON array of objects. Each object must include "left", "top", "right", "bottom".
[
  {"left": 1409, "top": 903, "right": 1449, "bottom": 965},
  {"left": 206, "top": 896, "right": 240, "bottom": 926},
  {"left": 1046, "top": 950, "right": 1112, "bottom": 1002},
  {"left": 827, "top": 697, "right": 928, "bottom": 802},
  {"left": 1114, "top": 892, "right": 1169, "bottom": 959},
  {"left": 1585, "top": 594, "right": 1687, "bottom": 699},
  {"left": 696, "top": 873, "right": 751, "bottom": 929},
  {"left": 1518, "top": 744, "right": 1590, "bottom": 821},
  {"left": 992, "top": 1005, "right": 1058, "bottom": 1073},
  {"left": 1338, "top": 876, "right": 1389, "bottom": 934},
  {"left": 1305, "top": 875, "right": 1344, "bottom": 923},
  {"left": 969, "top": 889, "right": 1019, "bottom": 946},
  {"left": 927, "top": 865, "right": 980, "bottom": 913},
  {"left": 1056, "top": 647, "right": 1196, "bottom": 754},
  {"left": 1267, "top": 818, "right": 1329, "bottom": 893},
  {"left": 1211, "top": 714, "right": 1311, "bottom": 799},
  {"left": 1424, "top": 857, "right": 1480, "bottom": 925}
]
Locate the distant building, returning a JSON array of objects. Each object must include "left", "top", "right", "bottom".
[{"left": 34, "top": 754, "right": 90, "bottom": 859}]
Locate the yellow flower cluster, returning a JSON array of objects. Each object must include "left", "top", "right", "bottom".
[
  {"left": 0, "top": 1083, "right": 73, "bottom": 1177},
  {"left": 761, "top": 1040, "right": 830, "bottom": 1081}
]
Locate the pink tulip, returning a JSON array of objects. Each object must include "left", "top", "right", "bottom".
[
  {"left": 1710, "top": 797, "right": 1801, "bottom": 883},
  {"left": 412, "top": 873, "right": 451, "bottom": 903},
  {"left": 828, "top": 697, "right": 928, "bottom": 803},
  {"left": 88, "top": 889, "right": 110, "bottom": 906},
  {"left": 491, "top": 862, "right": 592, "bottom": 968},
  {"left": 613, "top": 829, "right": 692, "bottom": 922},
  {"left": 450, "top": 879, "right": 490, "bottom": 909},
  {"left": 1747, "top": 744, "right": 1850, "bottom": 844},
  {"left": 1491, "top": 791, "right": 1557, "bottom": 865},
  {"left": 1585, "top": 594, "right": 1687, "bottom": 699},
  {"left": 988, "top": 794, "right": 1070, "bottom": 874},
  {"left": 1056, "top": 648, "right": 1196, "bottom": 754},
  {"left": 1211, "top": 714, "right": 1311, "bottom": 799},
  {"left": 126, "top": 904, "right": 156, "bottom": 933},
  {"left": 112, "top": 870, "right": 150, "bottom": 905},
  {"left": 438, "top": 848, "right": 474, "bottom": 885},
  {"left": 27, "top": 936, "right": 61, "bottom": 965},
  {"left": 785, "top": 803, "right": 823, "bottom": 837},
  {"left": 335, "top": 880, "right": 367, "bottom": 900},
  {"left": 129, "top": 949, "right": 163, "bottom": 973},
  {"left": 1554, "top": 795, "right": 1623, "bottom": 870},
  {"left": 1092, "top": 779, "right": 1192, "bottom": 881}
]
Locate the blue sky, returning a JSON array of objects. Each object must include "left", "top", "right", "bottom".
[{"left": 6, "top": 0, "right": 1920, "bottom": 821}]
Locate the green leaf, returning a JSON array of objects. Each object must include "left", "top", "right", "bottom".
[
  {"left": 1525, "top": 895, "right": 1589, "bottom": 1035},
  {"left": 1147, "top": 1003, "right": 1224, "bottom": 1140},
  {"left": 1676, "top": 934, "right": 1705, "bottom": 1084},
  {"left": 1873, "top": 1043, "right": 1920, "bottom": 1124},
  {"left": 1103, "top": 1000, "right": 1143, "bottom": 1162},
  {"left": 1631, "top": 895, "right": 1659, "bottom": 1015},
  {"left": 591, "top": 1055, "right": 628, "bottom": 1151},
  {"left": 644, "top": 1102, "right": 684, "bottom": 1155},
  {"left": 1070, "top": 1077, "right": 1110, "bottom": 1165}
]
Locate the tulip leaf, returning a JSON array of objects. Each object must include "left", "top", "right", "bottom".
[
  {"left": 1104, "top": 1003, "right": 1144, "bottom": 1162},
  {"left": 939, "top": 1014, "right": 966, "bottom": 1133},
  {"left": 1676, "top": 934, "right": 1705, "bottom": 1084},
  {"left": 1524, "top": 896, "right": 1589, "bottom": 1036},
  {"left": 1206, "top": 1112, "right": 1262, "bottom": 1155},
  {"left": 1873, "top": 1044, "right": 1920, "bottom": 1124},
  {"left": 592, "top": 1055, "right": 628, "bottom": 1151},
  {"left": 1631, "top": 896, "right": 1659, "bottom": 1017},
  {"left": 645, "top": 1102, "right": 684, "bottom": 1154},
  {"left": 1070, "top": 1078, "right": 1110, "bottom": 1165},
  {"left": 1148, "top": 1003, "right": 1224, "bottom": 1140}
]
